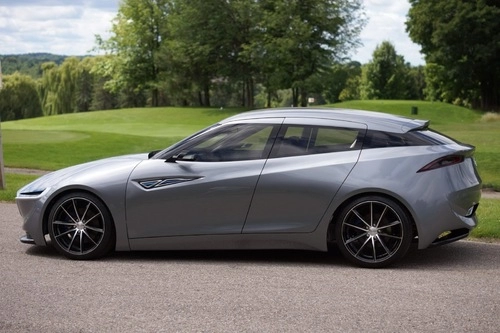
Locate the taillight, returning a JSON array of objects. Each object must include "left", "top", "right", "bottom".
[{"left": 417, "top": 155, "right": 465, "bottom": 173}]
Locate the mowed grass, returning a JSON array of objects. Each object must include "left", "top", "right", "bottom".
[
  {"left": 0, "top": 173, "right": 40, "bottom": 202},
  {"left": 472, "top": 199, "right": 500, "bottom": 239},
  {"left": 2, "top": 107, "right": 243, "bottom": 169}
]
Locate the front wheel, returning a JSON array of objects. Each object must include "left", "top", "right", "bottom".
[
  {"left": 334, "top": 196, "right": 413, "bottom": 268},
  {"left": 48, "top": 192, "right": 115, "bottom": 260}
]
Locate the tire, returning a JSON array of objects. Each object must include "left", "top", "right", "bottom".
[
  {"left": 48, "top": 192, "right": 115, "bottom": 260},
  {"left": 334, "top": 196, "right": 413, "bottom": 268}
]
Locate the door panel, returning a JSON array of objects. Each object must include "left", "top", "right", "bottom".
[
  {"left": 126, "top": 159, "right": 266, "bottom": 238},
  {"left": 126, "top": 120, "right": 283, "bottom": 239},
  {"left": 242, "top": 152, "right": 360, "bottom": 233},
  {"left": 243, "top": 118, "right": 366, "bottom": 233}
]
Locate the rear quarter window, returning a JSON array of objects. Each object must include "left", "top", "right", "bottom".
[{"left": 363, "top": 129, "right": 457, "bottom": 148}]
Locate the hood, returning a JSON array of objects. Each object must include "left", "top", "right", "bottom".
[{"left": 17, "top": 153, "right": 148, "bottom": 196}]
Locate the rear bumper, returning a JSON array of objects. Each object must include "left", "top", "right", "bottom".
[{"left": 428, "top": 228, "right": 471, "bottom": 247}]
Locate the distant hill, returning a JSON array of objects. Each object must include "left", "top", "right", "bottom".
[{"left": 0, "top": 53, "right": 69, "bottom": 78}]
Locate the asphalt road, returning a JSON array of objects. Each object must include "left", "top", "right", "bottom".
[{"left": 1, "top": 202, "right": 499, "bottom": 333}]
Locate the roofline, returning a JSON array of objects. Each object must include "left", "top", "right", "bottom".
[{"left": 221, "top": 107, "right": 429, "bottom": 133}]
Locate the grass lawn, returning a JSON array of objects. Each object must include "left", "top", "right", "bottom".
[
  {"left": 1, "top": 101, "right": 498, "bottom": 239},
  {"left": 473, "top": 199, "right": 500, "bottom": 239},
  {"left": 0, "top": 173, "right": 40, "bottom": 202}
]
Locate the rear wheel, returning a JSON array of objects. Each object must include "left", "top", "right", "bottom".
[
  {"left": 48, "top": 192, "right": 115, "bottom": 260},
  {"left": 334, "top": 196, "right": 413, "bottom": 268}
]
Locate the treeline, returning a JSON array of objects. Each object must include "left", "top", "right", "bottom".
[
  {"left": 0, "top": 40, "right": 427, "bottom": 121},
  {"left": 0, "top": 53, "right": 68, "bottom": 78},
  {"left": 1, "top": 0, "right": 498, "bottom": 121}
]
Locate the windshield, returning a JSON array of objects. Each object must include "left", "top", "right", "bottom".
[{"left": 151, "top": 123, "right": 222, "bottom": 159}]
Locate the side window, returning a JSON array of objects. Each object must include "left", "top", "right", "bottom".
[
  {"left": 313, "top": 127, "right": 359, "bottom": 153},
  {"left": 274, "top": 125, "right": 360, "bottom": 158},
  {"left": 174, "top": 124, "right": 277, "bottom": 162}
]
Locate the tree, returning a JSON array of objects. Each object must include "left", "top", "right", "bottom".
[
  {"left": 322, "top": 61, "right": 361, "bottom": 103},
  {"left": 360, "top": 41, "right": 408, "bottom": 100},
  {"left": 406, "top": 0, "right": 500, "bottom": 111},
  {"left": 163, "top": 0, "right": 258, "bottom": 107},
  {"left": 39, "top": 62, "right": 60, "bottom": 115},
  {"left": 76, "top": 57, "right": 95, "bottom": 112},
  {"left": 0, "top": 73, "right": 43, "bottom": 120},
  {"left": 246, "top": 0, "right": 365, "bottom": 106},
  {"left": 38, "top": 58, "right": 82, "bottom": 115},
  {"left": 98, "top": 0, "right": 170, "bottom": 107}
]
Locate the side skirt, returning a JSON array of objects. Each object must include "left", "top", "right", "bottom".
[{"left": 128, "top": 232, "right": 328, "bottom": 252}]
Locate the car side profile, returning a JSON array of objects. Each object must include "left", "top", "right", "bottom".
[{"left": 16, "top": 108, "right": 481, "bottom": 268}]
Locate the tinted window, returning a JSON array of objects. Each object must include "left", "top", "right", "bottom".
[
  {"left": 171, "top": 124, "right": 277, "bottom": 162},
  {"left": 412, "top": 129, "right": 459, "bottom": 145},
  {"left": 273, "top": 125, "right": 361, "bottom": 158},
  {"left": 362, "top": 129, "right": 456, "bottom": 148}
]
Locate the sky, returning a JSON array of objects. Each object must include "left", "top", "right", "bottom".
[{"left": 0, "top": 0, "right": 425, "bottom": 65}]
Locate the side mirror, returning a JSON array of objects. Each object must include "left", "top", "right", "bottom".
[{"left": 148, "top": 150, "right": 161, "bottom": 159}]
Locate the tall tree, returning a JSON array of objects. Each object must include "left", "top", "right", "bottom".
[
  {"left": 38, "top": 58, "right": 81, "bottom": 115},
  {"left": 76, "top": 57, "right": 95, "bottom": 112},
  {"left": 360, "top": 41, "right": 408, "bottom": 100},
  {"left": 39, "top": 62, "right": 60, "bottom": 116},
  {"left": 245, "top": 0, "right": 365, "bottom": 106},
  {"left": 98, "top": 0, "right": 170, "bottom": 107},
  {"left": 164, "top": 0, "right": 257, "bottom": 107},
  {"left": 406, "top": 0, "right": 500, "bottom": 110}
]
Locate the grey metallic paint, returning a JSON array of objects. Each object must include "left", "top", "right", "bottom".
[{"left": 16, "top": 108, "right": 481, "bottom": 259}]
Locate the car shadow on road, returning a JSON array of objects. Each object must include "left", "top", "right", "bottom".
[{"left": 24, "top": 240, "right": 500, "bottom": 270}]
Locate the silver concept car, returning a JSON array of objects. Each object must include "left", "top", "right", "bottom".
[{"left": 16, "top": 108, "right": 482, "bottom": 268}]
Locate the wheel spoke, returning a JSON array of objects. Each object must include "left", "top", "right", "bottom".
[
  {"left": 344, "top": 222, "right": 366, "bottom": 232},
  {"left": 84, "top": 212, "right": 102, "bottom": 225},
  {"left": 345, "top": 232, "right": 367, "bottom": 245},
  {"left": 55, "top": 228, "right": 76, "bottom": 239},
  {"left": 371, "top": 236, "right": 377, "bottom": 259},
  {"left": 355, "top": 237, "right": 371, "bottom": 257},
  {"left": 79, "top": 230, "right": 84, "bottom": 253},
  {"left": 67, "top": 231, "right": 78, "bottom": 251},
  {"left": 61, "top": 206, "right": 77, "bottom": 223},
  {"left": 81, "top": 202, "right": 91, "bottom": 222},
  {"left": 82, "top": 230, "right": 99, "bottom": 246},
  {"left": 370, "top": 202, "right": 374, "bottom": 226},
  {"left": 376, "top": 234, "right": 391, "bottom": 255},
  {"left": 375, "top": 206, "right": 388, "bottom": 228},
  {"left": 85, "top": 225, "right": 104, "bottom": 233},
  {"left": 72, "top": 199, "right": 81, "bottom": 222},
  {"left": 352, "top": 209, "right": 370, "bottom": 228},
  {"left": 378, "top": 220, "right": 402, "bottom": 230},
  {"left": 378, "top": 232, "right": 402, "bottom": 240},
  {"left": 53, "top": 220, "right": 75, "bottom": 226}
]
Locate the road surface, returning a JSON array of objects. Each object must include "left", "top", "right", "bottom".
[{"left": 1, "top": 202, "right": 499, "bottom": 332}]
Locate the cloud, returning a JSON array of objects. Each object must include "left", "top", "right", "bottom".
[
  {"left": 0, "top": 0, "right": 117, "bottom": 55},
  {"left": 352, "top": 0, "right": 424, "bottom": 65}
]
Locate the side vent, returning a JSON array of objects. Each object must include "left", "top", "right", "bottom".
[{"left": 138, "top": 177, "right": 201, "bottom": 189}]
